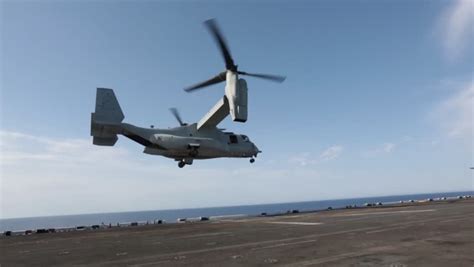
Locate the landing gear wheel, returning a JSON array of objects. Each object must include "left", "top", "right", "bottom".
[
  {"left": 250, "top": 158, "right": 255, "bottom": 163},
  {"left": 178, "top": 161, "right": 185, "bottom": 168}
]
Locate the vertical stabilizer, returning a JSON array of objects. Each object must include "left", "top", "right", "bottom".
[
  {"left": 93, "top": 88, "right": 124, "bottom": 123},
  {"left": 91, "top": 88, "right": 124, "bottom": 146}
]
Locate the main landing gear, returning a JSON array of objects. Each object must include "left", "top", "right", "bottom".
[
  {"left": 177, "top": 158, "right": 193, "bottom": 168},
  {"left": 177, "top": 145, "right": 199, "bottom": 168},
  {"left": 250, "top": 158, "right": 255, "bottom": 163}
]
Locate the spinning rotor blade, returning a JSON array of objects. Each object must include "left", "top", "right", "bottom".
[
  {"left": 205, "top": 19, "right": 236, "bottom": 71},
  {"left": 169, "top": 108, "right": 185, "bottom": 126},
  {"left": 237, "top": 71, "right": 286, "bottom": 83},
  {"left": 184, "top": 71, "right": 227, "bottom": 92},
  {"left": 184, "top": 19, "right": 286, "bottom": 93}
]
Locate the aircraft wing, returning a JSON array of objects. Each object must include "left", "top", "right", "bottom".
[{"left": 197, "top": 96, "right": 229, "bottom": 130}]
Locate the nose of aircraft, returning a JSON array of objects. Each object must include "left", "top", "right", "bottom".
[{"left": 252, "top": 143, "right": 261, "bottom": 155}]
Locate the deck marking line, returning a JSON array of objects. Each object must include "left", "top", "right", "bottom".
[
  {"left": 334, "top": 209, "right": 436, "bottom": 217},
  {"left": 130, "top": 259, "right": 171, "bottom": 267},
  {"left": 284, "top": 241, "right": 424, "bottom": 266},
  {"left": 366, "top": 226, "right": 409, "bottom": 234},
  {"left": 440, "top": 217, "right": 472, "bottom": 223},
  {"left": 253, "top": 239, "right": 319, "bottom": 251},
  {"left": 92, "top": 213, "right": 469, "bottom": 266},
  {"left": 266, "top": 222, "right": 323, "bottom": 226},
  {"left": 177, "top": 232, "right": 232, "bottom": 239},
  {"left": 97, "top": 226, "right": 377, "bottom": 266}
]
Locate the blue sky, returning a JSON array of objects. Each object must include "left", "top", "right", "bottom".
[{"left": 1, "top": 0, "right": 472, "bottom": 218}]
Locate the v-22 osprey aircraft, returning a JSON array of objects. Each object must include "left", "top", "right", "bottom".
[{"left": 90, "top": 19, "right": 285, "bottom": 168}]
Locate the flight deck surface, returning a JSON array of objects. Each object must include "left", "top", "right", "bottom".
[{"left": 1, "top": 199, "right": 473, "bottom": 266}]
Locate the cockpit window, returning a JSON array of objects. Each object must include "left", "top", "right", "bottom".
[{"left": 241, "top": 135, "right": 249, "bottom": 142}]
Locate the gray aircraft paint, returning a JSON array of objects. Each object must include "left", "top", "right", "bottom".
[
  {"left": 91, "top": 88, "right": 259, "bottom": 167},
  {"left": 90, "top": 19, "right": 285, "bottom": 167}
]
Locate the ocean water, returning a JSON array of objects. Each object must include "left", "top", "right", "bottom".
[{"left": 1, "top": 191, "right": 472, "bottom": 232}]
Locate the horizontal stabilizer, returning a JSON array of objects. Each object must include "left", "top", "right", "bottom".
[{"left": 93, "top": 136, "right": 118, "bottom": 146}]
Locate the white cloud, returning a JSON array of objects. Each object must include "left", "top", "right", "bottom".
[
  {"left": 438, "top": 0, "right": 473, "bottom": 61},
  {"left": 0, "top": 131, "right": 345, "bottom": 219},
  {"left": 0, "top": 130, "right": 130, "bottom": 167},
  {"left": 1, "top": 131, "right": 470, "bottom": 219},
  {"left": 382, "top": 143, "right": 396, "bottom": 153},
  {"left": 289, "top": 145, "right": 344, "bottom": 166},
  {"left": 288, "top": 152, "right": 313, "bottom": 166},
  {"left": 362, "top": 142, "right": 397, "bottom": 157},
  {"left": 320, "top": 145, "right": 344, "bottom": 161},
  {"left": 433, "top": 81, "right": 473, "bottom": 139}
]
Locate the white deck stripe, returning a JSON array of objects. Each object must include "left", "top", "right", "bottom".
[
  {"left": 266, "top": 222, "right": 323, "bottom": 226},
  {"left": 334, "top": 209, "right": 436, "bottom": 217}
]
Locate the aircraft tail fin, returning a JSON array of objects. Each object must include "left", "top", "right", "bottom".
[{"left": 90, "top": 88, "right": 124, "bottom": 146}]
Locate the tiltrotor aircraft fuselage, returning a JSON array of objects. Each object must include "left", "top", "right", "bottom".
[
  {"left": 91, "top": 88, "right": 260, "bottom": 168},
  {"left": 91, "top": 19, "right": 284, "bottom": 168}
]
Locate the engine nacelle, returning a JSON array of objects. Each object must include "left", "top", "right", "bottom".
[{"left": 230, "top": 78, "right": 248, "bottom": 122}]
